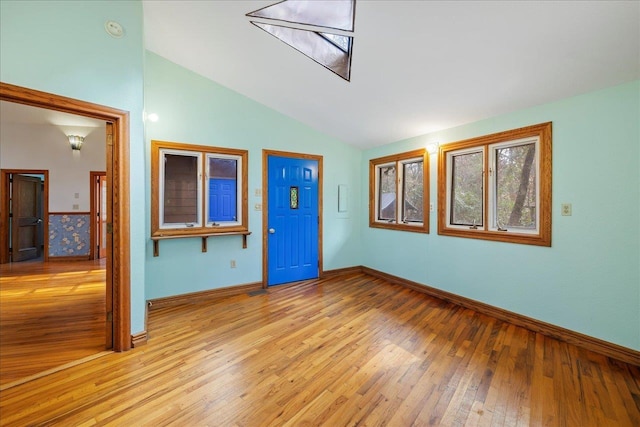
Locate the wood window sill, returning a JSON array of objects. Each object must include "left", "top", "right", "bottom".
[{"left": 150, "top": 231, "right": 251, "bottom": 257}]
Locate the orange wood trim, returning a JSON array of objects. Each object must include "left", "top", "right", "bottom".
[
  {"left": 368, "top": 149, "right": 429, "bottom": 234},
  {"left": 320, "top": 266, "right": 364, "bottom": 277},
  {"left": 361, "top": 266, "right": 640, "bottom": 366},
  {"left": 151, "top": 226, "right": 250, "bottom": 238},
  {"left": 262, "top": 150, "right": 324, "bottom": 289},
  {"left": 113, "top": 115, "right": 131, "bottom": 352},
  {"left": 150, "top": 140, "right": 249, "bottom": 239},
  {"left": 48, "top": 255, "right": 91, "bottom": 262},
  {"left": 89, "top": 171, "right": 106, "bottom": 260},
  {"left": 1, "top": 82, "right": 131, "bottom": 352},
  {"left": 437, "top": 122, "right": 552, "bottom": 247},
  {"left": 131, "top": 331, "right": 148, "bottom": 348},
  {"left": 147, "top": 281, "right": 264, "bottom": 310},
  {"left": 262, "top": 152, "right": 268, "bottom": 288},
  {"left": 90, "top": 173, "right": 96, "bottom": 260},
  {"left": 0, "top": 172, "right": 8, "bottom": 264},
  {"left": 151, "top": 231, "right": 251, "bottom": 257}
]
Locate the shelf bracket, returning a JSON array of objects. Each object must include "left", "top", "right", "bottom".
[{"left": 151, "top": 231, "right": 251, "bottom": 257}]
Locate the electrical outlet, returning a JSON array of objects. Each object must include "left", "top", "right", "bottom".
[
  {"left": 430, "top": 203, "right": 434, "bottom": 212},
  {"left": 74, "top": 192, "right": 79, "bottom": 199},
  {"left": 72, "top": 204, "right": 79, "bottom": 210},
  {"left": 561, "top": 203, "right": 572, "bottom": 216},
  {"left": 230, "top": 260, "right": 236, "bottom": 268}
]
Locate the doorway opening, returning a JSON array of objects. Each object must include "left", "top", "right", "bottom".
[{"left": 0, "top": 82, "right": 131, "bottom": 358}]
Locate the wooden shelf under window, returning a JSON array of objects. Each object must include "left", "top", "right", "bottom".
[{"left": 151, "top": 231, "right": 251, "bottom": 257}]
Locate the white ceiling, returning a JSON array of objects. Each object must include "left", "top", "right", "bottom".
[
  {"left": 0, "top": 101, "right": 105, "bottom": 129},
  {"left": 3, "top": 2, "right": 637, "bottom": 149},
  {"left": 143, "top": 0, "right": 640, "bottom": 149}
]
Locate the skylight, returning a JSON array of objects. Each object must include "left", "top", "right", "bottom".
[{"left": 247, "top": 0, "right": 356, "bottom": 81}]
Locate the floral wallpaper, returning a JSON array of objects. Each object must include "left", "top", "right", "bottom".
[{"left": 48, "top": 214, "right": 90, "bottom": 257}]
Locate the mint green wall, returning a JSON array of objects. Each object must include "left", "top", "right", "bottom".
[
  {"left": 361, "top": 81, "right": 640, "bottom": 350},
  {"left": 144, "top": 52, "right": 362, "bottom": 299},
  {"left": 2, "top": 1, "right": 636, "bottom": 351},
  {"left": 1, "top": 0, "right": 147, "bottom": 334}
]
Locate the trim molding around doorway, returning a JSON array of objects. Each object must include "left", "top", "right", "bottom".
[
  {"left": 261, "top": 149, "right": 324, "bottom": 288},
  {"left": 90, "top": 171, "right": 107, "bottom": 260},
  {"left": 0, "top": 169, "right": 49, "bottom": 263},
  {"left": 0, "top": 82, "right": 132, "bottom": 352}
]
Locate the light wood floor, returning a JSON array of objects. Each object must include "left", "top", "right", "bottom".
[
  {"left": 0, "top": 259, "right": 106, "bottom": 386},
  {"left": 1, "top": 272, "right": 638, "bottom": 426}
]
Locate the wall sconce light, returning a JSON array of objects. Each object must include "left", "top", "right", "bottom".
[{"left": 68, "top": 135, "right": 84, "bottom": 151}]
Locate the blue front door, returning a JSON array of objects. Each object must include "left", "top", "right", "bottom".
[
  {"left": 209, "top": 178, "right": 237, "bottom": 222},
  {"left": 267, "top": 155, "right": 319, "bottom": 286}
]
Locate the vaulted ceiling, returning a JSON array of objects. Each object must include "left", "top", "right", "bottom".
[{"left": 124, "top": 2, "right": 640, "bottom": 148}]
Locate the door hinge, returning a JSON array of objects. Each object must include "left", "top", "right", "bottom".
[
  {"left": 107, "top": 311, "right": 113, "bottom": 322},
  {"left": 107, "top": 223, "right": 113, "bottom": 234},
  {"left": 107, "top": 134, "right": 113, "bottom": 147}
]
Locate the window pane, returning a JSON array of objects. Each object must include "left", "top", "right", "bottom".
[
  {"left": 208, "top": 157, "right": 238, "bottom": 222},
  {"left": 164, "top": 154, "right": 198, "bottom": 224},
  {"left": 495, "top": 143, "right": 536, "bottom": 229},
  {"left": 251, "top": 22, "right": 352, "bottom": 81},
  {"left": 320, "top": 33, "right": 350, "bottom": 52},
  {"left": 378, "top": 165, "right": 396, "bottom": 221},
  {"left": 247, "top": 0, "right": 355, "bottom": 32},
  {"left": 402, "top": 160, "right": 423, "bottom": 222},
  {"left": 451, "top": 152, "right": 483, "bottom": 226}
]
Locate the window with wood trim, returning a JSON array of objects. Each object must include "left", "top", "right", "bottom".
[
  {"left": 438, "top": 122, "right": 552, "bottom": 246},
  {"left": 151, "top": 141, "right": 248, "bottom": 237},
  {"left": 369, "top": 149, "right": 429, "bottom": 233}
]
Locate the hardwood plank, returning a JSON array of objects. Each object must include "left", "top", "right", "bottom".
[
  {"left": 0, "top": 259, "right": 106, "bottom": 386},
  {"left": 0, "top": 272, "right": 638, "bottom": 426}
]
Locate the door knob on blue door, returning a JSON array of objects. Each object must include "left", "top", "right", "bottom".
[{"left": 269, "top": 228, "right": 275, "bottom": 234}]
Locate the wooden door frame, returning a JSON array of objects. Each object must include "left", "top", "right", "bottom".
[
  {"left": 89, "top": 171, "right": 106, "bottom": 260},
  {"left": 0, "top": 82, "right": 131, "bottom": 352},
  {"left": 0, "top": 169, "right": 49, "bottom": 262},
  {"left": 262, "top": 149, "right": 323, "bottom": 288}
]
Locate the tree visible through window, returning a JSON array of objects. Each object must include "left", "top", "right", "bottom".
[
  {"left": 369, "top": 149, "right": 429, "bottom": 233},
  {"left": 450, "top": 150, "right": 483, "bottom": 227},
  {"left": 402, "top": 160, "right": 424, "bottom": 222},
  {"left": 438, "top": 122, "right": 552, "bottom": 246},
  {"left": 494, "top": 142, "right": 536, "bottom": 230}
]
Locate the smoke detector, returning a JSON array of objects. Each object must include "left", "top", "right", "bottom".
[{"left": 105, "top": 21, "right": 124, "bottom": 38}]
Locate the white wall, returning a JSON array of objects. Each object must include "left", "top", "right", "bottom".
[{"left": 0, "top": 123, "right": 106, "bottom": 212}]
